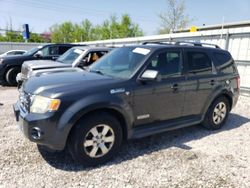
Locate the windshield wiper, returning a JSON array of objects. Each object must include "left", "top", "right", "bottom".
[{"left": 89, "top": 69, "right": 104, "bottom": 75}]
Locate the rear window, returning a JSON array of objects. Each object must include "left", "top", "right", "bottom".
[
  {"left": 187, "top": 51, "right": 212, "bottom": 75},
  {"left": 213, "top": 52, "right": 235, "bottom": 74},
  {"left": 213, "top": 52, "right": 231, "bottom": 66}
]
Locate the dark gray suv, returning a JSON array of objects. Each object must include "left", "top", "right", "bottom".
[{"left": 13, "top": 42, "right": 240, "bottom": 166}]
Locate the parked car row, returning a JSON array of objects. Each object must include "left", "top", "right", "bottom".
[
  {"left": 0, "top": 43, "right": 84, "bottom": 86},
  {"left": 13, "top": 41, "right": 240, "bottom": 166},
  {"left": 17, "top": 46, "right": 112, "bottom": 86}
]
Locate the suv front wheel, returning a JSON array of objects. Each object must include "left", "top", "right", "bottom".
[
  {"left": 202, "top": 96, "right": 230, "bottom": 130},
  {"left": 68, "top": 112, "right": 123, "bottom": 166}
]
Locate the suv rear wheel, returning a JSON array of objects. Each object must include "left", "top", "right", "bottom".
[
  {"left": 6, "top": 67, "right": 20, "bottom": 86},
  {"left": 68, "top": 113, "right": 123, "bottom": 166},
  {"left": 202, "top": 96, "right": 230, "bottom": 130}
]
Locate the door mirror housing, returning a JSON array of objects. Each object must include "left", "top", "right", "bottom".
[
  {"left": 139, "top": 70, "right": 159, "bottom": 81},
  {"left": 34, "top": 50, "right": 43, "bottom": 58},
  {"left": 77, "top": 59, "right": 87, "bottom": 68}
]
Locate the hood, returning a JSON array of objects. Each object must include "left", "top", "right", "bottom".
[
  {"left": 23, "top": 70, "right": 122, "bottom": 97},
  {"left": 24, "top": 60, "right": 71, "bottom": 70},
  {"left": 1, "top": 54, "right": 31, "bottom": 62}
]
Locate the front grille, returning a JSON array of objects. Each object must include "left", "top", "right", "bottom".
[{"left": 19, "top": 90, "right": 32, "bottom": 112}]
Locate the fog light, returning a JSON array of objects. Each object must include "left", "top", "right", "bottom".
[{"left": 31, "top": 127, "right": 43, "bottom": 140}]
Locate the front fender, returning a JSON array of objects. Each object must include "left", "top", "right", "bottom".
[{"left": 55, "top": 93, "right": 134, "bottom": 148}]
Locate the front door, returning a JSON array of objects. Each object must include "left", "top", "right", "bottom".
[{"left": 133, "top": 49, "right": 186, "bottom": 126}]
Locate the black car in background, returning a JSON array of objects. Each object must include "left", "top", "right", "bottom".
[
  {"left": 14, "top": 42, "right": 240, "bottom": 166},
  {"left": 0, "top": 43, "right": 81, "bottom": 86}
]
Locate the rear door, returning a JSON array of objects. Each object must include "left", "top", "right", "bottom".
[{"left": 182, "top": 49, "right": 217, "bottom": 117}]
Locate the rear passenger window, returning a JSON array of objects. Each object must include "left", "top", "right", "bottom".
[
  {"left": 187, "top": 52, "right": 212, "bottom": 75},
  {"left": 59, "top": 46, "right": 71, "bottom": 55},
  {"left": 49, "top": 46, "right": 59, "bottom": 55}
]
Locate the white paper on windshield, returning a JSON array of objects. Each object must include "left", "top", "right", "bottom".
[
  {"left": 38, "top": 46, "right": 43, "bottom": 49},
  {"left": 132, "top": 47, "right": 150, "bottom": 55},
  {"left": 74, "top": 49, "right": 83, "bottom": 54}
]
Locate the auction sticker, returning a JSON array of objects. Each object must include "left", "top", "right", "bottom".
[{"left": 132, "top": 47, "right": 150, "bottom": 55}]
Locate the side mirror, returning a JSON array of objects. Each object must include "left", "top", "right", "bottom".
[
  {"left": 34, "top": 50, "right": 43, "bottom": 58},
  {"left": 139, "top": 70, "right": 159, "bottom": 81},
  {"left": 77, "top": 59, "right": 87, "bottom": 68},
  {"left": 52, "top": 56, "right": 58, "bottom": 60}
]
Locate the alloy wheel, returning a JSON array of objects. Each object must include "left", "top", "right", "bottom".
[{"left": 83, "top": 124, "right": 115, "bottom": 158}]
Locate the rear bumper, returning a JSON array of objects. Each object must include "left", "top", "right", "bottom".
[
  {"left": 13, "top": 102, "right": 67, "bottom": 151},
  {"left": 231, "top": 89, "right": 240, "bottom": 110}
]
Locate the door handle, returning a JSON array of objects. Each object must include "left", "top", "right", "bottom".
[
  {"left": 171, "top": 83, "right": 178, "bottom": 91},
  {"left": 210, "top": 80, "right": 215, "bottom": 86}
]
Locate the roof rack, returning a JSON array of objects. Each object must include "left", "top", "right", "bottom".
[
  {"left": 174, "top": 41, "right": 221, "bottom": 48},
  {"left": 142, "top": 41, "right": 174, "bottom": 45},
  {"left": 142, "top": 41, "right": 220, "bottom": 49}
]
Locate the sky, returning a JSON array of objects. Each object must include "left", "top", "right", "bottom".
[{"left": 0, "top": 0, "right": 250, "bottom": 35}]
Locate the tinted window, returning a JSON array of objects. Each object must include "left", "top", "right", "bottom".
[
  {"left": 59, "top": 46, "right": 72, "bottom": 54},
  {"left": 15, "top": 51, "right": 25, "bottom": 55},
  {"left": 146, "top": 51, "right": 182, "bottom": 78},
  {"left": 213, "top": 52, "right": 235, "bottom": 74},
  {"left": 187, "top": 52, "right": 212, "bottom": 74}
]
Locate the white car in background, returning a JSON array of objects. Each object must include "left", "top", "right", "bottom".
[{"left": 0, "top": 50, "right": 27, "bottom": 57}]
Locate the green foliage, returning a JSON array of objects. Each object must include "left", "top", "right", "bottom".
[
  {"left": 50, "top": 14, "right": 144, "bottom": 43},
  {"left": 0, "top": 31, "right": 47, "bottom": 42},
  {"left": 29, "top": 32, "right": 47, "bottom": 43}
]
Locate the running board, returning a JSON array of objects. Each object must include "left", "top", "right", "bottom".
[{"left": 131, "top": 116, "right": 202, "bottom": 139}]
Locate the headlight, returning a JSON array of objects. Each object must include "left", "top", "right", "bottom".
[
  {"left": 30, "top": 95, "right": 61, "bottom": 114},
  {"left": 0, "top": 58, "right": 3, "bottom": 65}
]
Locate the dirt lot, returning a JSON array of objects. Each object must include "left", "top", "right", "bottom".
[{"left": 0, "top": 86, "right": 250, "bottom": 188}]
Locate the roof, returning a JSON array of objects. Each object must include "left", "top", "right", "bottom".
[{"left": 71, "top": 46, "right": 113, "bottom": 50}]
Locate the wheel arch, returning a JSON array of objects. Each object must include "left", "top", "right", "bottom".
[
  {"left": 60, "top": 103, "right": 133, "bottom": 151},
  {"left": 202, "top": 89, "right": 233, "bottom": 120}
]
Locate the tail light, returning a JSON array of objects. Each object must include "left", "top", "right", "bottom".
[{"left": 236, "top": 76, "right": 240, "bottom": 91}]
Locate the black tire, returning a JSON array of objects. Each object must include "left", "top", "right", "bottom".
[
  {"left": 5, "top": 67, "right": 20, "bottom": 86},
  {"left": 202, "top": 96, "right": 230, "bottom": 130},
  {"left": 68, "top": 112, "right": 123, "bottom": 166}
]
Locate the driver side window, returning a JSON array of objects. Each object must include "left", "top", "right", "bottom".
[{"left": 146, "top": 51, "right": 182, "bottom": 78}]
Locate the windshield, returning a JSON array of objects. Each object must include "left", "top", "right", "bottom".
[
  {"left": 57, "top": 48, "right": 84, "bottom": 64},
  {"left": 24, "top": 46, "right": 43, "bottom": 56},
  {"left": 89, "top": 47, "right": 151, "bottom": 79}
]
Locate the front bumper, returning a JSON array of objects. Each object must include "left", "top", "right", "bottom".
[
  {"left": 0, "top": 65, "right": 6, "bottom": 83},
  {"left": 13, "top": 102, "right": 66, "bottom": 151},
  {"left": 16, "top": 73, "right": 26, "bottom": 88}
]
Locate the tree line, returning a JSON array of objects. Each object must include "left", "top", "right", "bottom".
[
  {"left": 50, "top": 14, "right": 143, "bottom": 43},
  {"left": 0, "top": 0, "right": 190, "bottom": 43}
]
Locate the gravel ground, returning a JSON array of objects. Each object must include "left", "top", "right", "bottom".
[{"left": 0, "top": 86, "right": 250, "bottom": 188}]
